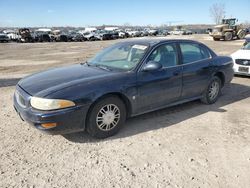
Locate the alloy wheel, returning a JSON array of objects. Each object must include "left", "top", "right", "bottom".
[
  {"left": 208, "top": 81, "right": 219, "bottom": 101},
  {"left": 96, "top": 104, "right": 120, "bottom": 131}
]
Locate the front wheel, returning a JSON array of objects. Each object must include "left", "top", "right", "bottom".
[
  {"left": 224, "top": 32, "right": 233, "bottom": 41},
  {"left": 86, "top": 96, "right": 126, "bottom": 138},
  {"left": 201, "top": 76, "right": 222, "bottom": 104},
  {"left": 237, "top": 31, "right": 246, "bottom": 39}
]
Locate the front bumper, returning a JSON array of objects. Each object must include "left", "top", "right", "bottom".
[
  {"left": 233, "top": 63, "right": 250, "bottom": 76},
  {"left": 13, "top": 86, "right": 91, "bottom": 135}
]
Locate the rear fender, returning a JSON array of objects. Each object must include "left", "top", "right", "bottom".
[{"left": 211, "top": 56, "right": 234, "bottom": 84}]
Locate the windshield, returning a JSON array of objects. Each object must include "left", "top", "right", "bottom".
[
  {"left": 87, "top": 43, "right": 148, "bottom": 71},
  {"left": 243, "top": 42, "right": 250, "bottom": 50},
  {"left": 222, "top": 19, "right": 236, "bottom": 26}
]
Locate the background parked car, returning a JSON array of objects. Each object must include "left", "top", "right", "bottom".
[
  {"left": 32, "top": 31, "right": 51, "bottom": 42},
  {"left": 231, "top": 38, "right": 250, "bottom": 76},
  {"left": 83, "top": 32, "right": 99, "bottom": 41},
  {"left": 7, "top": 32, "right": 21, "bottom": 41},
  {"left": 126, "top": 30, "right": 141, "bottom": 37},
  {"left": 148, "top": 29, "right": 159, "bottom": 36},
  {"left": 185, "top": 30, "right": 193, "bottom": 35},
  {"left": 52, "top": 30, "right": 68, "bottom": 42},
  {"left": 140, "top": 30, "right": 149, "bottom": 37},
  {"left": 3, "top": 30, "right": 21, "bottom": 41},
  {"left": 158, "top": 29, "right": 170, "bottom": 36},
  {"left": 118, "top": 31, "right": 129, "bottom": 38},
  {"left": 95, "top": 30, "right": 113, "bottom": 40},
  {"left": 0, "top": 33, "right": 10, "bottom": 42},
  {"left": 171, "top": 29, "right": 185, "bottom": 35},
  {"left": 18, "top": 28, "right": 33, "bottom": 42},
  {"left": 68, "top": 32, "right": 87, "bottom": 42},
  {"left": 110, "top": 31, "right": 119, "bottom": 39}
]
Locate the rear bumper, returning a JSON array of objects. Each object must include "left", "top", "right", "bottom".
[{"left": 13, "top": 87, "right": 91, "bottom": 135}]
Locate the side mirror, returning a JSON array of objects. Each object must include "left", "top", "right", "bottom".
[{"left": 142, "top": 61, "right": 162, "bottom": 72}]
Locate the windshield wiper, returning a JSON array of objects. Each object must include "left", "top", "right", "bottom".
[
  {"left": 80, "top": 61, "right": 112, "bottom": 71},
  {"left": 80, "top": 61, "right": 91, "bottom": 66},
  {"left": 95, "top": 64, "right": 112, "bottom": 71}
]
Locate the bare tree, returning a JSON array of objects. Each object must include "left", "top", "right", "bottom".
[
  {"left": 209, "top": 3, "right": 226, "bottom": 24},
  {"left": 243, "top": 21, "right": 250, "bottom": 28}
]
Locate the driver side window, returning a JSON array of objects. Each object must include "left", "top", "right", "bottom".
[{"left": 148, "top": 43, "right": 178, "bottom": 68}]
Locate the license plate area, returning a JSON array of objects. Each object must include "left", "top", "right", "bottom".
[{"left": 238, "top": 66, "right": 249, "bottom": 73}]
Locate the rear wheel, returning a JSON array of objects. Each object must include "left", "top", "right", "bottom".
[
  {"left": 224, "top": 32, "right": 233, "bottom": 41},
  {"left": 201, "top": 76, "right": 222, "bottom": 104},
  {"left": 86, "top": 96, "right": 126, "bottom": 138}
]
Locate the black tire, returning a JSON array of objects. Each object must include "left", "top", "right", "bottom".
[
  {"left": 201, "top": 76, "right": 222, "bottom": 104},
  {"left": 86, "top": 96, "right": 126, "bottom": 138},
  {"left": 213, "top": 37, "right": 220, "bottom": 41},
  {"left": 237, "top": 30, "right": 246, "bottom": 39},
  {"left": 224, "top": 32, "right": 233, "bottom": 41}
]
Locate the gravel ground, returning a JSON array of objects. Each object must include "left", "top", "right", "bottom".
[{"left": 0, "top": 34, "right": 250, "bottom": 187}]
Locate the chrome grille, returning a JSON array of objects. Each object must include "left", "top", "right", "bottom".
[{"left": 235, "top": 59, "right": 250, "bottom": 66}]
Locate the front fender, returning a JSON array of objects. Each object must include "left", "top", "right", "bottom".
[{"left": 46, "top": 72, "right": 137, "bottom": 108}]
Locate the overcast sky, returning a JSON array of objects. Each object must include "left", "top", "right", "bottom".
[{"left": 0, "top": 0, "right": 249, "bottom": 27}]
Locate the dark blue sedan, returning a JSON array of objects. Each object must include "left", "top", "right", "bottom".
[{"left": 14, "top": 39, "right": 234, "bottom": 138}]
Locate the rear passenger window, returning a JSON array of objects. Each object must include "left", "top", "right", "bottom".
[{"left": 180, "top": 43, "right": 211, "bottom": 64}]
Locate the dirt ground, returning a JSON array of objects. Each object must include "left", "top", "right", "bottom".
[{"left": 0, "top": 34, "right": 250, "bottom": 188}]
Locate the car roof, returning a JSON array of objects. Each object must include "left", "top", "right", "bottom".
[
  {"left": 116, "top": 38, "right": 201, "bottom": 47},
  {"left": 116, "top": 38, "right": 217, "bottom": 57}
]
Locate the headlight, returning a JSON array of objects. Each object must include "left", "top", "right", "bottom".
[{"left": 30, "top": 97, "right": 75, "bottom": 111}]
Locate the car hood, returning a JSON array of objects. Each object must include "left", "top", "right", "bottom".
[
  {"left": 231, "top": 49, "right": 250, "bottom": 59},
  {"left": 18, "top": 64, "right": 113, "bottom": 97}
]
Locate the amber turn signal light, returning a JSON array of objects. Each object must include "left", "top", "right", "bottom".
[{"left": 41, "top": 123, "right": 57, "bottom": 129}]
